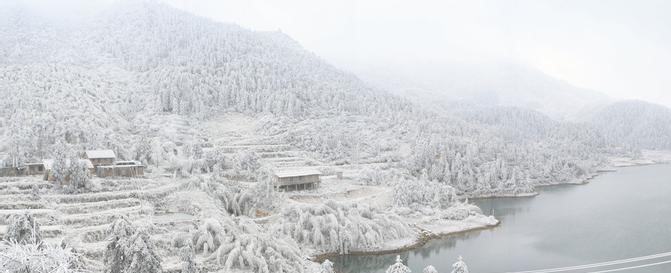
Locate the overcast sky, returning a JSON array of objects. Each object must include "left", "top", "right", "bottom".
[{"left": 16, "top": 0, "right": 671, "bottom": 106}]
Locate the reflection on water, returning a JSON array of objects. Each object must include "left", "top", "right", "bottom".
[{"left": 333, "top": 164, "right": 671, "bottom": 273}]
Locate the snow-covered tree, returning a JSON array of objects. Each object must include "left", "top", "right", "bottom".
[
  {"left": 191, "top": 218, "right": 306, "bottom": 273},
  {"left": 386, "top": 255, "right": 411, "bottom": 273},
  {"left": 320, "top": 259, "right": 335, "bottom": 273},
  {"left": 104, "top": 217, "right": 162, "bottom": 273},
  {"left": 180, "top": 245, "right": 200, "bottom": 273},
  {"left": 277, "top": 202, "right": 411, "bottom": 254},
  {"left": 66, "top": 156, "right": 91, "bottom": 192},
  {"left": 451, "top": 256, "right": 469, "bottom": 273},
  {"left": 0, "top": 240, "right": 82, "bottom": 273},
  {"left": 51, "top": 141, "right": 72, "bottom": 185},
  {"left": 3, "top": 213, "right": 42, "bottom": 245},
  {"left": 423, "top": 265, "right": 439, "bottom": 273}
]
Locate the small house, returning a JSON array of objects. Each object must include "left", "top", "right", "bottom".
[
  {"left": 273, "top": 169, "right": 321, "bottom": 191},
  {"left": 25, "top": 163, "right": 45, "bottom": 175},
  {"left": 85, "top": 150, "right": 116, "bottom": 167}
]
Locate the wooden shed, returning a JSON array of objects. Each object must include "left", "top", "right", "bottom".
[
  {"left": 96, "top": 164, "right": 145, "bottom": 178},
  {"left": 25, "top": 163, "right": 45, "bottom": 175},
  {"left": 273, "top": 169, "right": 321, "bottom": 191},
  {"left": 85, "top": 150, "right": 116, "bottom": 167}
]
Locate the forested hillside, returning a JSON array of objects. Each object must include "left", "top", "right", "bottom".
[{"left": 587, "top": 100, "right": 671, "bottom": 150}]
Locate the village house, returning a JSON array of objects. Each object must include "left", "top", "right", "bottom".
[
  {"left": 85, "top": 150, "right": 116, "bottom": 167},
  {"left": 25, "top": 162, "right": 46, "bottom": 175},
  {"left": 273, "top": 169, "right": 321, "bottom": 191}
]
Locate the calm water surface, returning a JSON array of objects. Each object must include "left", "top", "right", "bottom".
[{"left": 333, "top": 164, "right": 671, "bottom": 273}]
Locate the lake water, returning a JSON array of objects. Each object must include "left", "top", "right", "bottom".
[{"left": 333, "top": 164, "right": 671, "bottom": 273}]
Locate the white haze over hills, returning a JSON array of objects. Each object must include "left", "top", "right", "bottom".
[
  {"left": 347, "top": 61, "right": 611, "bottom": 121},
  {"left": 1, "top": 1, "right": 671, "bottom": 273}
]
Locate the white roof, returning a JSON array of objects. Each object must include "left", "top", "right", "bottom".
[
  {"left": 274, "top": 169, "right": 322, "bottom": 178},
  {"left": 85, "top": 150, "right": 116, "bottom": 159}
]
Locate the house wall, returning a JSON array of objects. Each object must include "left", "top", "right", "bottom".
[
  {"left": 0, "top": 167, "right": 22, "bottom": 177},
  {"left": 275, "top": 174, "right": 320, "bottom": 186},
  {"left": 90, "top": 158, "right": 115, "bottom": 167},
  {"left": 96, "top": 165, "right": 145, "bottom": 178},
  {"left": 26, "top": 165, "right": 45, "bottom": 175}
]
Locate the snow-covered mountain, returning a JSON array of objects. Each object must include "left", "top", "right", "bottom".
[
  {"left": 0, "top": 0, "right": 614, "bottom": 196},
  {"left": 349, "top": 61, "right": 611, "bottom": 120},
  {"left": 586, "top": 100, "right": 671, "bottom": 150},
  {"left": 2, "top": 2, "right": 669, "bottom": 273}
]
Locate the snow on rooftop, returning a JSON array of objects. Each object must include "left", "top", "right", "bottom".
[
  {"left": 273, "top": 169, "right": 322, "bottom": 178},
  {"left": 85, "top": 150, "right": 116, "bottom": 159}
]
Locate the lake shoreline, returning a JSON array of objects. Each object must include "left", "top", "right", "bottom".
[
  {"left": 318, "top": 156, "right": 671, "bottom": 269},
  {"left": 312, "top": 220, "right": 500, "bottom": 264}
]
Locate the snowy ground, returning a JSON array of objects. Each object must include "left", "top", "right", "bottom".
[{"left": 607, "top": 150, "right": 671, "bottom": 168}]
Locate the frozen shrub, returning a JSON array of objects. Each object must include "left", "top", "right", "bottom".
[
  {"left": 0, "top": 240, "right": 82, "bottom": 273},
  {"left": 180, "top": 245, "right": 200, "bottom": 273},
  {"left": 393, "top": 178, "right": 456, "bottom": 210},
  {"left": 104, "top": 217, "right": 162, "bottom": 273},
  {"left": 4, "top": 213, "right": 42, "bottom": 244},
  {"left": 190, "top": 176, "right": 278, "bottom": 217},
  {"left": 277, "top": 201, "right": 412, "bottom": 254},
  {"left": 192, "top": 218, "right": 306, "bottom": 273}
]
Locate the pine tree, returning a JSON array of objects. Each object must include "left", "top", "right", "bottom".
[
  {"left": 423, "top": 265, "right": 438, "bottom": 273},
  {"left": 451, "top": 256, "right": 469, "bottom": 273},
  {"left": 386, "top": 255, "right": 411, "bottom": 273}
]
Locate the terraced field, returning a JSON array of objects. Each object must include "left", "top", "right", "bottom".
[{"left": 0, "top": 175, "right": 194, "bottom": 271}]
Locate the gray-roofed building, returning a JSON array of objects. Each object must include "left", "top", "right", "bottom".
[
  {"left": 273, "top": 169, "right": 321, "bottom": 191},
  {"left": 85, "top": 150, "right": 116, "bottom": 167}
]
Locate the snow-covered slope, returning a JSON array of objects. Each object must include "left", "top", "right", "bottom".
[
  {"left": 0, "top": 0, "right": 613, "bottom": 195},
  {"left": 586, "top": 100, "right": 671, "bottom": 150}
]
